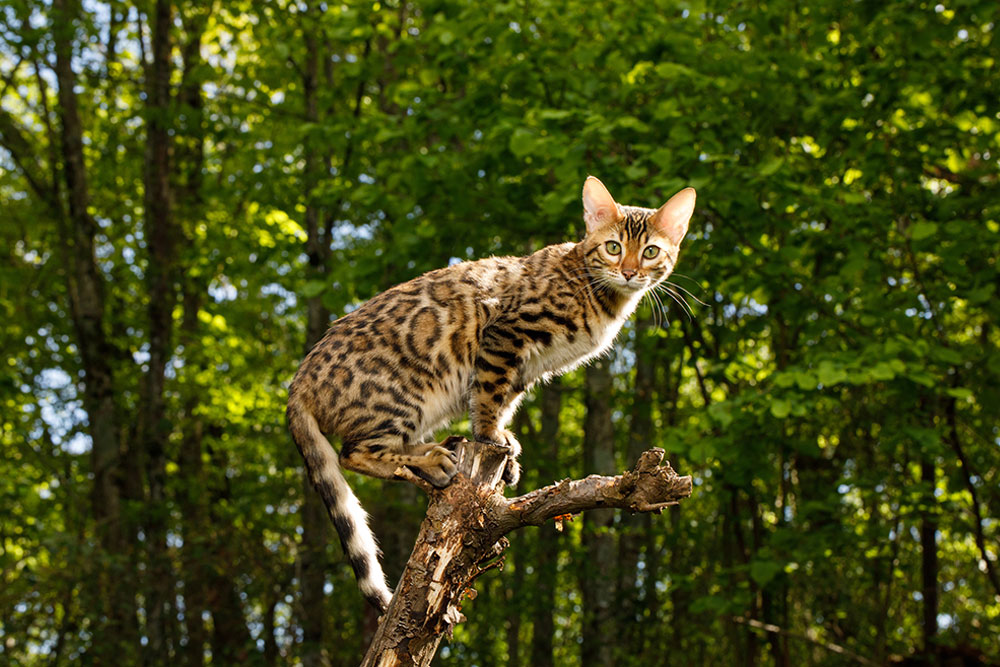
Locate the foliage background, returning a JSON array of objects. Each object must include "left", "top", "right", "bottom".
[{"left": 2, "top": 0, "right": 998, "bottom": 664}]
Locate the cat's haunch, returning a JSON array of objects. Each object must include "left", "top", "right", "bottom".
[{"left": 286, "top": 176, "right": 696, "bottom": 613}]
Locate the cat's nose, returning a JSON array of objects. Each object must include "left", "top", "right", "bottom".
[{"left": 621, "top": 269, "right": 637, "bottom": 281}]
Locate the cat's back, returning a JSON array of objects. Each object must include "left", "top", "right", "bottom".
[{"left": 289, "top": 251, "right": 539, "bottom": 436}]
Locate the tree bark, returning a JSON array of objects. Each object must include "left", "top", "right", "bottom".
[
  {"left": 529, "top": 382, "right": 562, "bottom": 667},
  {"left": 141, "top": 0, "right": 179, "bottom": 656},
  {"left": 360, "top": 440, "right": 692, "bottom": 666},
  {"left": 178, "top": 287, "right": 209, "bottom": 667},
  {"left": 581, "top": 359, "right": 617, "bottom": 667},
  {"left": 618, "top": 316, "right": 655, "bottom": 654},
  {"left": 298, "top": 10, "right": 333, "bottom": 664},
  {"left": 50, "top": 0, "right": 138, "bottom": 658},
  {"left": 920, "top": 457, "right": 939, "bottom": 661}
]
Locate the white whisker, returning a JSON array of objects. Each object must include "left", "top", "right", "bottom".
[
  {"left": 658, "top": 284, "right": 694, "bottom": 321},
  {"left": 663, "top": 280, "right": 708, "bottom": 307}
]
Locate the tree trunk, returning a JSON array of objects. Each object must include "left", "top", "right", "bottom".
[
  {"left": 179, "top": 287, "right": 209, "bottom": 667},
  {"left": 920, "top": 457, "right": 939, "bottom": 661},
  {"left": 175, "top": 289, "right": 254, "bottom": 664},
  {"left": 581, "top": 359, "right": 617, "bottom": 667},
  {"left": 618, "top": 316, "right": 655, "bottom": 654},
  {"left": 505, "top": 536, "right": 524, "bottom": 667},
  {"left": 142, "top": 0, "right": 179, "bottom": 656},
  {"left": 529, "top": 382, "right": 562, "bottom": 667},
  {"left": 51, "top": 0, "right": 138, "bottom": 658},
  {"left": 360, "top": 440, "right": 691, "bottom": 666},
  {"left": 366, "top": 482, "right": 424, "bottom": 647},
  {"left": 298, "top": 12, "right": 333, "bottom": 664}
]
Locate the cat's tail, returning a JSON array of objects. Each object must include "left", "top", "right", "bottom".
[{"left": 286, "top": 401, "right": 392, "bottom": 613}]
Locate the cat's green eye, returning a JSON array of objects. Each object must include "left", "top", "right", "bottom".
[
  {"left": 605, "top": 241, "right": 622, "bottom": 255},
  {"left": 643, "top": 245, "right": 660, "bottom": 259}
]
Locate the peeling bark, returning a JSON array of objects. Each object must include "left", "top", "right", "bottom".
[{"left": 360, "top": 440, "right": 692, "bottom": 666}]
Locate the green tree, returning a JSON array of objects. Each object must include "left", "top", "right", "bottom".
[{"left": 2, "top": 0, "right": 997, "bottom": 664}]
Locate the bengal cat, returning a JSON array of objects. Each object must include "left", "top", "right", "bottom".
[{"left": 286, "top": 176, "right": 696, "bottom": 612}]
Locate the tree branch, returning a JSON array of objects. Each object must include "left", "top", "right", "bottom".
[
  {"left": 503, "top": 448, "right": 691, "bottom": 529},
  {"left": 361, "top": 439, "right": 692, "bottom": 667}
]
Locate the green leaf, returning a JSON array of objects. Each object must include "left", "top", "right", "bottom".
[
  {"left": 774, "top": 373, "right": 797, "bottom": 389},
  {"left": 758, "top": 157, "right": 784, "bottom": 176},
  {"left": 624, "top": 164, "right": 648, "bottom": 180},
  {"left": 931, "top": 346, "right": 962, "bottom": 365},
  {"left": 817, "top": 361, "right": 847, "bottom": 387},
  {"left": 770, "top": 398, "right": 791, "bottom": 419},
  {"left": 689, "top": 439, "right": 716, "bottom": 462},
  {"left": 301, "top": 281, "right": 327, "bottom": 298},
  {"left": 538, "top": 109, "right": 573, "bottom": 121},
  {"left": 750, "top": 560, "right": 783, "bottom": 586},
  {"left": 870, "top": 362, "right": 896, "bottom": 381},
  {"left": 794, "top": 371, "right": 816, "bottom": 391},
  {"left": 708, "top": 402, "right": 734, "bottom": 428},
  {"left": 509, "top": 128, "right": 539, "bottom": 158},
  {"left": 911, "top": 221, "right": 938, "bottom": 241}
]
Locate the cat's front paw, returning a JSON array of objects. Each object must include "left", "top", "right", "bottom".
[
  {"left": 491, "top": 430, "right": 522, "bottom": 486},
  {"left": 477, "top": 429, "right": 521, "bottom": 455},
  {"left": 502, "top": 457, "right": 521, "bottom": 487},
  {"left": 499, "top": 429, "right": 521, "bottom": 458},
  {"left": 407, "top": 446, "right": 458, "bottom": 488}
]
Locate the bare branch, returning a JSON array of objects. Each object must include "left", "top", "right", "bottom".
[
  {"left": 502, "top": 448, "right": 692, "bottom": 530},
  {"left": 360, "top": 440, "right": 692, "bottom": 666}
]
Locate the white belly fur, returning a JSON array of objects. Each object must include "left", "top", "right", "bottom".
[
  {"left": 521, "top": 296, "right": 639, "bottom": 384},
  {"left": 414, "top": 368, "right": 471, "bottom": 440}
]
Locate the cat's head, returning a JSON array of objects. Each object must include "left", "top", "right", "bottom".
[{"left": 579, "top": 176, "right": 695, "bottom": 296}]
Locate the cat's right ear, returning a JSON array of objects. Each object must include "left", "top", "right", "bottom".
[{"left": 582, "top": 176, "right": 622, "bottom": 233}]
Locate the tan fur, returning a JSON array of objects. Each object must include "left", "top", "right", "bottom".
[{"left": 286, "top": 177, "right": 696, "bottom": 611}]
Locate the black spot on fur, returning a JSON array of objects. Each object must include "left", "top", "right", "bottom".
[
  {"left": 360, "top": 380, "right": 387, "bottom": 396},
  {"left": 372, "top": 403, "right": 410, "bottom": 419},
  {"left": 333, "top": 513, "right": 355, "bottom": 545},
  {"left": 514, "top": 327, "right": 552, "bottom": 345},
  {"left": 350, "top": 552, "right": 370, "bottom": 581},
  {"left": 475, "top": 357, "right": 505, "bottom": 375}
]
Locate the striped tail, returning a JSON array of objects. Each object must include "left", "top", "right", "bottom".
[{"left": 287, "top": 402, "right": 393, "bottom": 613}]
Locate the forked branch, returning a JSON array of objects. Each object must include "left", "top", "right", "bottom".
[{"left": 361, "top": 439, "right": 692, "bottom": 667}]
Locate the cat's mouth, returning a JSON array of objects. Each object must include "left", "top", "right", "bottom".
[{"left": 612, "top": 275, "right": 649, "bottom": 293}]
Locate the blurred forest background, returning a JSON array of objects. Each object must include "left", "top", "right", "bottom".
[{"left": 2, "top": 0, "right": 998, "bottom": 665}]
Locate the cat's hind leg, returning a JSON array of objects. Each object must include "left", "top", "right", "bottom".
[{"left": 340, "top": 436, "right": 458, "bottom": 488}]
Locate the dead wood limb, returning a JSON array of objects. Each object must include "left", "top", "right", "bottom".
[{"left": 360, "top": 439, "right": 692, "bottom": 667}]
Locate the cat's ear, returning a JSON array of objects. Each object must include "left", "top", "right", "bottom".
[
  {"left": 582, "top": 176, "right": 622, "bottom": 233},
  {"left": 651, "top": 187, "right": 696, "bottom": 246}
]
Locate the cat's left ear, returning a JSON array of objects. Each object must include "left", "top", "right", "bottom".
[{"left": 651, "top": 187, "right": 696, "bottom": 246}]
